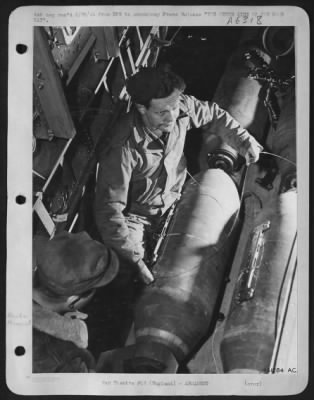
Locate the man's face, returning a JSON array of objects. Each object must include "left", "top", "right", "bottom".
[{"left": 138, "top": 89, "right": 181, "bottom": 133}]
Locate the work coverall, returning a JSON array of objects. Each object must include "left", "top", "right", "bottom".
[{"left": 95, "top": 94, "right": 257, "bottom": 265}]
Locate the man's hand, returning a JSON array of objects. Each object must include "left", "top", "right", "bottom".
[
  {"left": 242, "top": 136, "right": 263, "bottom": 165},
  {"left": 135, "top": 259, "right": 155, "bottom": 285}
]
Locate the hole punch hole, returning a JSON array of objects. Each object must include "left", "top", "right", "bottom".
[
  {"left": 16, "top": 195, "right": 26, "bottom": 205},
  {"left": 16, "top": 44, "right": 28, "bottom": 54},
  {"left": 15, "top": 346, "right": 26, "bottom": 356}
]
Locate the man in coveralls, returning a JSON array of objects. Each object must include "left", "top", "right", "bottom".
[{"left": 94, "top": 67, "right": 263, "bottom": 284}]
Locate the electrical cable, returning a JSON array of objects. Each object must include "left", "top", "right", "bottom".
[
  {"left": 274, "top": 232, "right": 297, "bottom": 338},
  {"left": 210, "top": 323, "right": 221, "bottom": 374},
  {"left": 270, "top": 258, "right": 298, "bottom": 372},
  {"left": 168, "top": 27, "right": 182, "bottom": 44},
  {"left": 261, "top": 151, "right": 296, "bottom": 166}
]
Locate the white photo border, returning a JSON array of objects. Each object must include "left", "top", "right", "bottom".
[{"left": 7, "top": 5, "right": 309, "bottom": 396}]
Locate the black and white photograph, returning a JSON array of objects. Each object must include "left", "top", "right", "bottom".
[{"left": 6, "top": 5, "right": 309, "bottom": 396}]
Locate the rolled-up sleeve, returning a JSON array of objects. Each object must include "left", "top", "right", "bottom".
[
  {"left": 182, "top": 95, "right": 252, "bottom": 156},
  {"left": 94, "top": 145, "right": 139, "bottom": 262}
]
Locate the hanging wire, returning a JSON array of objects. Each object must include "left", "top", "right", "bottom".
[
  {"left": 210, "top": 323, "right": 222, "bottom": 374},
  {"left": 270, "top": 258, "right": 298, "bottom": 372},
  {"left": 186, "top": 169, "right": 201, "bottom": 186},
  {"left": 274, "top": 233, "right": 298, "bottom": 338},
  {"left": 268, "top": 231, "right": 297, "bottom": 372},
  {"left": 168, "top": 27, "right": 182, "bottom": 44},
  {"left": 261, "top": 151, "right": 296, "bottom": 167}
]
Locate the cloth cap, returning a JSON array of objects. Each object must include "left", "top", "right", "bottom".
[{"left": 36, "top": 231, "right": 119, "bottom": 296}]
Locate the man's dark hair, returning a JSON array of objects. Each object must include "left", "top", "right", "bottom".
[{"left": 126, "top": 66, "right": 186, "bottom": 108}]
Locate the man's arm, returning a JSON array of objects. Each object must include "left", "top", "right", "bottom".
[
  {"left": 94, "top": 145, "right": 140, "bottom": 263},
  {"left": 182, "top": 95, "right": 263, "bottom": 164}
]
